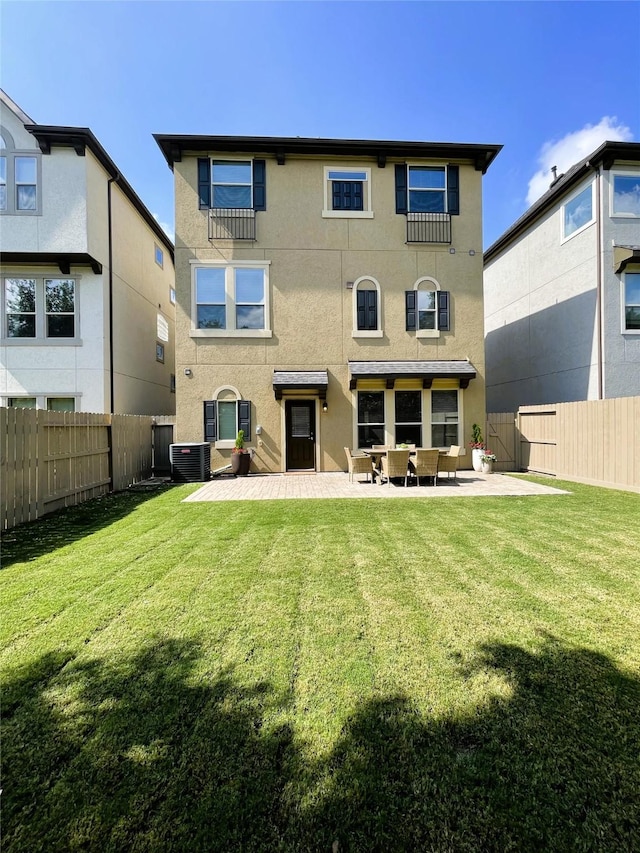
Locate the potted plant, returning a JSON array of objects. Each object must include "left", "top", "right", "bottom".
[
  {"left": 230, "top": 429, "right": 251, "bottom": 476},
  {"left": 480, "top": 450, "right": 497, "bottom": 474},
  {"left": 469, "top": 423, "right": 485, "bottom": 472}
]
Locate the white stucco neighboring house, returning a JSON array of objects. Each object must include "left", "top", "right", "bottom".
[
  {"left": 484, "top": 141, "right": 640, "bottom": 412},
  {"left": 0, "top": 90, "right": 176, "bottom": 415}
]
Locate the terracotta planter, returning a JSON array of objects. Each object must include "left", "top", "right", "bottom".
[{"left": 231, "top": 452, "right": 251, "bottom": 476}]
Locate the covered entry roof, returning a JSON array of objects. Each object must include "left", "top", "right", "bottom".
[
  {"left": 349, "top": 360, "right": 477, "bottom": 389},
  {"left": 273, "top": 370, "right": 329, "bottom": 400}
]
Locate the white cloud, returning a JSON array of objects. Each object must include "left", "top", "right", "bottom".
[
  {"left": 153, "top": 213, "right": 174, "bottom": 243},
  {"left": 526, "top": 117, "right": 633, "bottom": 205}
]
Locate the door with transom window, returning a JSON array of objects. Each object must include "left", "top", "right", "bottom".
[{"left": 285, "top": 400, "right": 316, "bottom": 470}]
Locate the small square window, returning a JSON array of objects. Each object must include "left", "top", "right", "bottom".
[
  {"left": 155, "top": 245, "right": 164, "bottom": 268},
  {"left": 156, "top": 342, "right": 165, "bottom": 363},
  {"left": 323, "top": 167, "right": 372, "bottom": 218},
  {"left": 562, "top": 184, "right": 593, "bottom": 239},
  {"left": 612, "top": 173, "right": 640, "bottom": 217}
]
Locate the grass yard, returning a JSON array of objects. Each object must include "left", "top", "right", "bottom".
[{"left": 2, "top": 478, "right": 639, "bottom": 852}]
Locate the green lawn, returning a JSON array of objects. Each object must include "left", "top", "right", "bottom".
[{"left": 2, "top": 479, "right": 639, "bottom": 852}]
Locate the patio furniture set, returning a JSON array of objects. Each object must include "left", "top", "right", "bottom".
[{"left": 344, "top": 445, "right": 461, "bottom": 487}]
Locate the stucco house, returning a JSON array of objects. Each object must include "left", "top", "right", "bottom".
[
  {"left": 484, "top": 141, "right": 640, "bottom": 413},
  {"left": 154, "top": 133, "right": 501, "bottom": 473},
  {"left": 0, "top": 91, "right": 175, "bottom": 415}
]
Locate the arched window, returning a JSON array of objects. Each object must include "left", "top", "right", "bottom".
[
  {"left": 352, "top": 275, "right": 382, "bottom": 337},
  {"left": 0, "top": 126, "right": 40, "bottom": 215},
  {"left": 203, "top": 385, "right": 251, "bottom": 447},
  {"left": 405, "top": 276, "right": 450, "bottom": 337}
]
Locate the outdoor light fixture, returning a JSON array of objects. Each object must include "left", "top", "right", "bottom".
[
  {"left": 184, "top": 368, "right": 192, "bottom": 376},
  {"left": 322, "top": 401, "right": 328, "bottom": 413}
]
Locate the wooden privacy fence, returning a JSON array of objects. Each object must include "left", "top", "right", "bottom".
[
  {"left": 488, "top": 396, "right": 640, "bottom": 492},
  {"left": 0, "top": 409, "right": 172, "bottom": 530}
]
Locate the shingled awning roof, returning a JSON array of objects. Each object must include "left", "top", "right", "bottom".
[
  {"left": 348, "top": 360, "right": 477, "bottom": 389},
  {"left": 273, "top": 370, "right": 329, "bottom": 400}
]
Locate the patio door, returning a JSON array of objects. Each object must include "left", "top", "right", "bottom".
[{"left": 285, "top": 400, "right": 316, "bottom": 470}]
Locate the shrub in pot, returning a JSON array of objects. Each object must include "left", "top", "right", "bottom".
[
  {"left": 231, "top": 430, "right": 251, "bottom": 476},
  {"left": 469, "top": 423, "right": 485, "bottom": 472}
]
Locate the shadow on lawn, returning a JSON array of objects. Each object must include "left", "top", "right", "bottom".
[
  {"left": 0, "top": 483, "right": 177, "bottom": 569},
  {"left": 3, "top": 636, "right": 639, "bottom": 852}
]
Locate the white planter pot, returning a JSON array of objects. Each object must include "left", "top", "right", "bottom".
[
  {"left": 472, "top": 448, "right": 484, "bottom": 472},
  {"left": 481, "top": 460, "right": 493, "bottom": 474}
]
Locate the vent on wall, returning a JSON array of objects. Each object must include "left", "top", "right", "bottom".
[{"left": 169, "top": 443, "right": 211, "bottom": 482}]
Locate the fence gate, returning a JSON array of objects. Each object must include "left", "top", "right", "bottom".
[
  {"left": 152, "top": 423, "right": 174, "bottom": 476},
  {"left": 486, "top": 414, "right": 516, "bottom": 472}
]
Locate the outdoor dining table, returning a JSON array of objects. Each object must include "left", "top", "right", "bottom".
[{"left": 362, "top": 448, "right": 441, "bottom": 484}]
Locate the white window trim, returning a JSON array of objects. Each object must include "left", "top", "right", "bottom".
[
  {"left": 1, "top": 272, "right": 82, "bottom": 345},
  {"left": 414, "top": 276, "right": 441, "bottom": 339},
  {"left": 352, "top": 275, "right": 383, "bottom": 338},
  {"left": 0, "top": 126, "right": 42, "bottom": 216},
  {"left": 560, "top": 180, "right": 595, "bottom": 243},
  {"left": 154, "top": 244, "right": 164, "bottom": 268},
  {"left": 610, "top": 168, "right": 640, "bottom": 219},
  {"left": 212, "top": 384, "right": 242, "bottom": 449},
  {"left": 407, "top": 162, "right": 448, "bottom": 214},
  {"left": 322, "top": 166, "right": 374, "bottom": 219},
  {"left": 189, "top": 260, "right": 272, "bottom": 338},
  {"left": 621, "top": 270, "right": 640, "bottom": 334}
]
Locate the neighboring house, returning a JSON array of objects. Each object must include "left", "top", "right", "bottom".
[
  {"left": 484, "top": 141, "right": 640, "bottom": 413},
  {"left": 154, "top": 133, "right": 501, "bottom": 472},
  {"left": 0, "top": 91, "right": 176, "bottom": 415}
]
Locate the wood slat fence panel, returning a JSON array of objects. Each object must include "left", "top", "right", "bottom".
[
  {"left": 1, "top": 409, "right": 167, "bottom": 530},
  {"left": 504, "top": 397, "right": 640, "bottom": 492}
]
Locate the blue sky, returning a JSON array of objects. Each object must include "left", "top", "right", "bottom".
[{"left": 1, "top": 0, "right": 638, "bottom": 248}]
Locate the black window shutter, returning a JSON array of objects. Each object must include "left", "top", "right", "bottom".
[
  {"left": 357, "top": 289, "right": 366, "bottom": 329},
  {"left": 253, "top": 160, "right": 266, "bottom": 210},
  {"left": 238, "top": 400, "right": 251, "bottom": 441},
  {"left": 366, "top": 289, "right": 377, "bottom": 329},
  {"left": 438, "top": 291, "right": 450, "bottom": 331},
  {"left": 395, "top": 164, "right": 408, "bottom": 214},
  {"left": 204, "top": 400, "right": 216, "bottom": 441},
  {"left": 405, "top": 290, "right": 416, "bottom": 331},
  {"left": 447, "top": 165, "right": 459, "bottom": 215},
  {"left": 198, "top": 158, "right": 211, "bottom": 209}
]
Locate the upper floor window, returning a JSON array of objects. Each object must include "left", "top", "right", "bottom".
[
  {"left": 198, "top": 158, "right": 266, "bottom": 211},
  {"left": 405, "top": 277, "right": 450, "bottom": 337},
  {"left": 395, "top": 164, "right": 460, "bottom": 215},
  {"left": 154, "top": 244, "right": 164, "bottom": 267},
  {"left": 611, "top": 172, "right": 640, "bottom": 217},
  {"left": 190, "top": 261, "right": 271, "bottom": 338},
  {"left": 623, "top": 271, "right": 640, "bottom": 332},
  {"left": 0, "top": 128, "right": 41, "bottom": 215},
  {"left": 3, "top": 276, "right": 77, "bottom": 340},
  {"left": 352, "top": 275, "right": 382, "bottom": 337},
  {"left": 562, "top": 183, "right": 594, "bottom": 240},
  {"left": 323, "top": 167, "right": 373, "bottom": 218}
]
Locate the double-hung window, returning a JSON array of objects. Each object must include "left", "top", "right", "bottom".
[
  {"left": 357, "top": 391, "right": 385, "bottom": 448},
  {"left": 430, "top": 390, "right": 459, "bottom": 447},
  {"left": 562, "top": 182, "right": 594, "bottom": 240},
  {"left": 395, "top": 164, "right": 460, "bottom": 215},
  {"left": 405, "top": 278, "right": 450, "bottom": 337},
  {"left": 3, "top": 277, "right": 77, "bottom": 341},
  {"left": 198, "top": 158, "right": 266, "bottom": 211},
  {"left": 323, "top": 167, "right": 372, "bottom": 218},
  {"left": 0, "top": 128, "right": 40, "bottom": 215},
  {"left": 395, "top": 391, "right": 422, "bottom": 446},
  {"left": 623, "top": 272, "right": 640, "bottom": 332},
  {"left": 191, "top": 262, "right": 271, "bottom": 337},
  {"left": 611, "top": 171, "right": 640, "bottom": 217}
]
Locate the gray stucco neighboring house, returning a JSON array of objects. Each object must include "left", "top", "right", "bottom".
[{"left": 483, "top": 141, "right": 640, "bottom": 412}]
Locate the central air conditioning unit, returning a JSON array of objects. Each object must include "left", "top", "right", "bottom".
[{"left": 170, "top": 442, "right": 211, "bottom": 483}]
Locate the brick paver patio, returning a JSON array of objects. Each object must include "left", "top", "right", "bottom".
[{"left": 184, "top": 470, "right": 568, "bottom": 502}]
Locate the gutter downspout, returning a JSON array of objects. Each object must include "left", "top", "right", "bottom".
[{"left": 589, "top": 161, "right": 604, "bottom": 399}]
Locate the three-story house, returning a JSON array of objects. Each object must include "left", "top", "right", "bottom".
[{"left": 154, "top": 133, "right": 501, "bottom": 472}]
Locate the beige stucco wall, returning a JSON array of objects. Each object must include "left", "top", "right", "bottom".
[{"left": 173, "top": 151, "right": 487, "bottom": 471}]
